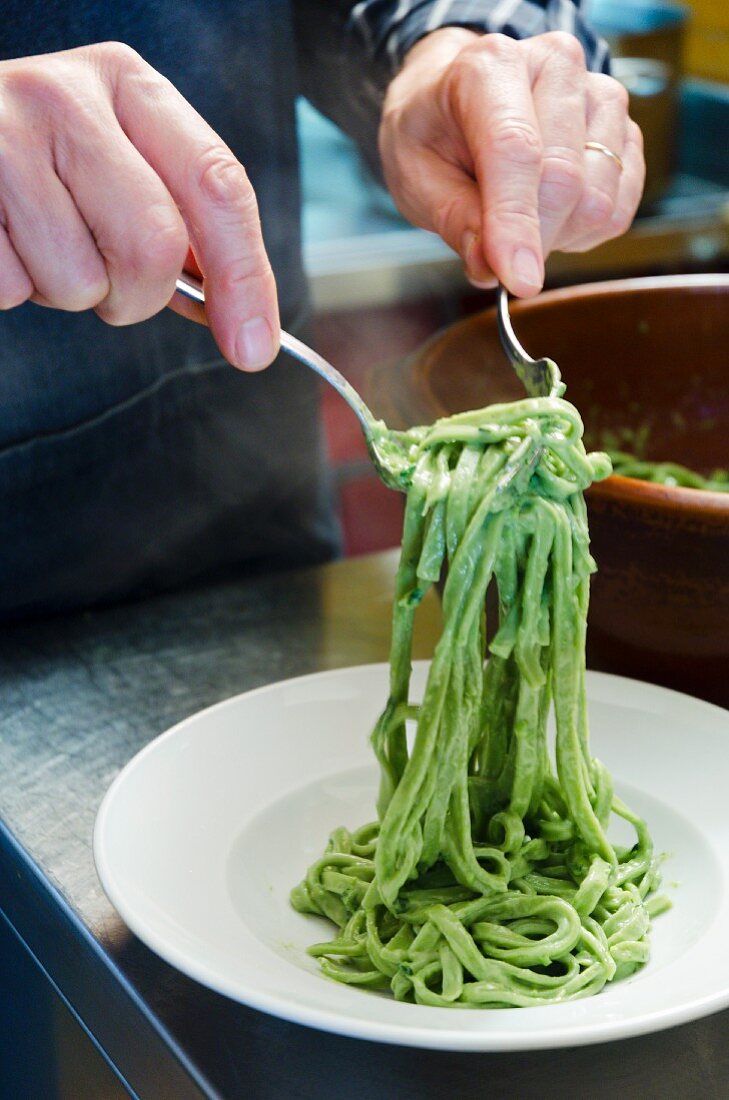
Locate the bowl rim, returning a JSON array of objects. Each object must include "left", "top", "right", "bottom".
[
  {"left": 588, "top": 471, "right": 729, "bottom": 519},
  {"left": 507, "top": 272, "right": 729, "bottom": 309},
  {"left": 502, "top": 274, "right": 729, "bottom": 515}
]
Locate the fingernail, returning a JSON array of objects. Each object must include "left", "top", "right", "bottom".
[
  {"left": 462, "top": 230, "right": 479, "bottom": 270},
  {"left": 463, "top": 230, "right": 495, "bottom": 288},
  {"left": 235, "top": 316, "right": 275, "bottom": 371},
  {"left": 512, "top": 248, "right": 543, "bottom": 292}
]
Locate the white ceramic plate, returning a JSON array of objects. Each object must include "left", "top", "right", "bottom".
[{"left": 94, "top": 663, "right": 729, "bottom": 1051}]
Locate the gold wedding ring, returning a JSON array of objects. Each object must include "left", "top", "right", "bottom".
[{"left": 584, "top": 141, "right": 624, "bottom": 172}]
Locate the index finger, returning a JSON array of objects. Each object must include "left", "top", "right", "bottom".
[
  {"left": 449, "top": 37, "right": 545, "bottom": 297},
  {"left": 110, "top": 49, "right": 279, "bottom": 370}
]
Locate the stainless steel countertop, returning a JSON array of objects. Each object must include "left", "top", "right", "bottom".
[{"left": 1, "top": 550, "right": 727, "bottom": 1099}]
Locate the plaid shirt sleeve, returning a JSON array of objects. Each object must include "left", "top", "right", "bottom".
[
  {"left": 348, "top": 1, "right": 609, "bottom": 75},
  {"left": 293, "top": 0, "right": 610, "bottom": 176}
]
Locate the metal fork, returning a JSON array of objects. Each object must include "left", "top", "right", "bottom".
[
  {"left": 173, "top": 272, "right": 411, "bottom": 488},
  {"left": 496, "top": 285, "right": 563, "bottom": 400},
  {"left": 494, "top": 285, "right": 564, "bottom": 490}
]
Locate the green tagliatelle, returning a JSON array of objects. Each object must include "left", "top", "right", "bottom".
[
  {"left": 606, "top": 449, "right": 729, "bottom": 492},
  {"left": 291, "top": 395, "right": 668, "bottom": 1008}
]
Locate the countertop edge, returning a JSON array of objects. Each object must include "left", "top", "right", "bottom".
[{"left": 0, "top": 817, "right": 213, "bottom": 1100}]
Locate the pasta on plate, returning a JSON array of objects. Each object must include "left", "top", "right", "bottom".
[{"left": 292, "top": 396, "right": 668, "bottom": 1008}]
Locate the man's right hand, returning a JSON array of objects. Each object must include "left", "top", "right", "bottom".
[{"left": 0, "top": 43, "right": 279, "bottom": 370}]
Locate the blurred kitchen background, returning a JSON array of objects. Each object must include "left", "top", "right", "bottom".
[{"left": 299, "top": 0, "right": 729, "bottom": 556}]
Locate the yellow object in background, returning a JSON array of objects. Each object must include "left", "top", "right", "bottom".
[{"left": 684, "top": 0, "right": 729, "bottom": 81}]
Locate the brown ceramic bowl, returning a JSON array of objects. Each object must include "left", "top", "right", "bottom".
[{"left": 368, "top": 275, "right": 729, "bottom": 707}]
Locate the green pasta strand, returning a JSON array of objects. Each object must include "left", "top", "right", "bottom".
[
  {"left": 291, "top": 395, "right": 667, "bottom": 1008},
  {"left": 606, "top": 449, "right": 728, "bottom": 492}
]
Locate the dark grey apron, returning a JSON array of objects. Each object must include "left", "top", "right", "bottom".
[{"left": 0, "top": 0, "right": 337, "bottom": 619}]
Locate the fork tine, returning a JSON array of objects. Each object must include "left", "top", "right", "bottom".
[{"left": 496, "top": 286, "right": 563, "bottom": 399}]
